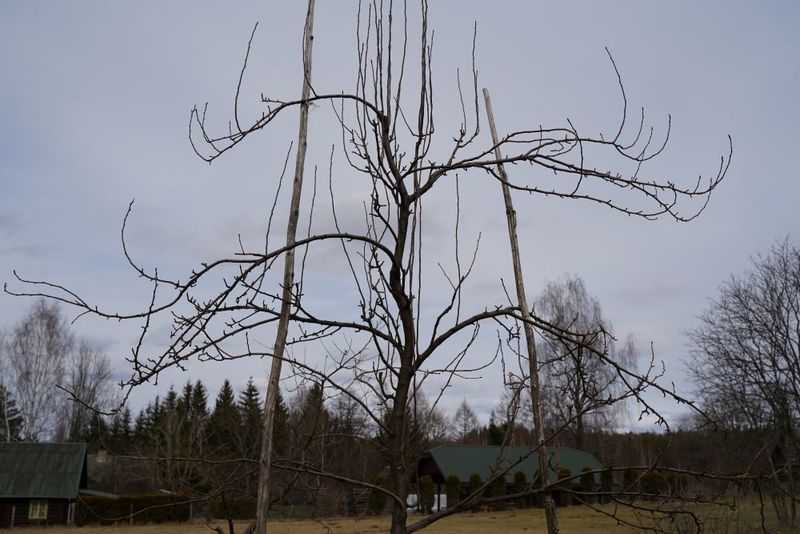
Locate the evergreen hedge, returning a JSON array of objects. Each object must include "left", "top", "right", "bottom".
[
  {"left": 490, "top": 473, "right": 506, "bottom": 510},
  {"left": 600, "top": 467, "right": 614, "bottom": 503},
  {"left": 367, "top": 476, "right": 388, "bottom": 515},
  {"left": 579, "top": 467, "right": 594, "bottom": 503},
  {"left": 420, "top": 475, "right": 435, "bottom": 513},
  {"left": 513, "top": 471, "right": 527, "bottom": 508},
  {"left": 445, "top": 475, "right": 461, "bottom": 508},
  {"left": 556, "top": 468, "right": 573, "bottom": 506},
  {"left": 468, "top": 473, "right": 482, "bottom": 510}
]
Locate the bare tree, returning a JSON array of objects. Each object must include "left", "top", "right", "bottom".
[
  {"left": 5, "top": 300, "right": 72, "bottom": 441},
  {"left": 688, "top": 238, "right": 800, "bottom": 526},
  {"left": 7, "top": 1, "right": 731, "bottom": 532},
  {"left": 535, "top": 275, "right": 637, "bottom": 450},
  {"left": 56, "top": 342, "right": 113, "bottom": 442}
]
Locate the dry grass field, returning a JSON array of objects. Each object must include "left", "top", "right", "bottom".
[
  {"left": 19, "top": 507, "right": 630, "bottom": 534},
  {"left": 18, "top": 501, "right": 793, "bottom": 534}
]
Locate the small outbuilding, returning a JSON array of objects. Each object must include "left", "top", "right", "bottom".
[
  {"left": 415, "top": 444, "right": 603, "bottom": 509},
  {"left": 0, "top": 442, "right": 88, "bottom": 528}
]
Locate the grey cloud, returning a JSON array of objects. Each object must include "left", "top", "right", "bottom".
[{"left": 0, "top": 245, "right": 45, "bottom": 259}]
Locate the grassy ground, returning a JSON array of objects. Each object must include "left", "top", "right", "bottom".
[
  {"left": 6, "top": 507, "right": 633, "bottom": 533},
  {"left": 19, "top": 501, "right": 793, "bottom": 533}
]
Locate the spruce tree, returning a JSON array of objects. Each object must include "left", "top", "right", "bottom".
[
  {"left": 238, "top": 377, "right": 263, "bottom": 460},
  {"left": 208, "top": 379, "right": 240, "bottom": 454},
  {"left": 108, "top": 406, "right": 132, "bottom": 451},
  {"left": 189, "top": 380, "right": 209, "bottom": 452},
  {"left": 273, "top": 387, "right": 289, "bottom": 456}
]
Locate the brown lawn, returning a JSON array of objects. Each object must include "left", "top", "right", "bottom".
[{"left": 18, "top": 507, "right": 632, "bottom": 533}]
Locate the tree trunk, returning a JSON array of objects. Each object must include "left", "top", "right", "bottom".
[
  {"left": 387, "top": 196, "right": 415, "bottom": 533},
  {"left": 483, "top": 88, "right": 558, "bottom": 534},
  {"left": 575, "top": 412, "right": 584, "bottom": 451},
  {"left": 254, "top": 2, "right": 315, "bottom": 533}
]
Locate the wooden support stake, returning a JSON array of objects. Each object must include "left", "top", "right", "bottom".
[
  {"left": 482, "top": 87, "right": 558, "bottom": 534},
  {"left": 255, "top": 2, "right": 316, "bottom": 534}
]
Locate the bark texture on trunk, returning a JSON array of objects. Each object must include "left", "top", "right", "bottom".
[
  {"left": 483, "top": 88, "right": 558, "bottom": 534},
  {"left": 254, "top": 2, "right": 315, "bottom": 533},
  {"left": 386, "top": 192, "right": 414, "bottom": 532}
]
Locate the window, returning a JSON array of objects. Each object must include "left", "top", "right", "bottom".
[{"left": 28, "top": 500, "right": 48, "bottom": 520}]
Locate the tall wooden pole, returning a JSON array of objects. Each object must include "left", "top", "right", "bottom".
[
  {"left": 483, "top": 88, "right": 558, "bottom": 534},
  {"left": 255, "top": 2, "right": 315, "bottom": 533}
]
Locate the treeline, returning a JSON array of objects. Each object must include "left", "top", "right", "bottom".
[
  {"left": 90, "top": 378, "right": 386, "bottom": 517},
  {"left": 80, "top": 377, "right": 773, "bottom": 518}
]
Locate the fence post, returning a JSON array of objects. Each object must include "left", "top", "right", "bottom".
[{"left": 10, "top": 505, "right": 15, "bottom": 528}]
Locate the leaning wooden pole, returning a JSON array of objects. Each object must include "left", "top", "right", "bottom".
[
  {"left": 254, "top": 2, "right": 315, "bottom": 533},
  {"left": 483, "top": 88, "right": 559, "bottom": 534}
]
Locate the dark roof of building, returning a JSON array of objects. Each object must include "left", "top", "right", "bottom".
[
  {"left": 0, "top": 442, "right": 87, "bottom": 499},
  {"left": 422, "top": 444, "right": 603, "bottom": 483}
]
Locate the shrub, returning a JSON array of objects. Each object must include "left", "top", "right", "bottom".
[
  {"left": 445, "top": 475, "right": 461, "bottom": 509},
  {"left": 580, "top": 467, "right": 594, "bottom": 503},
  {"left": 600, "top": 468, "right": 614, "bottom": 503},
  {"left": 468, "top": 473, "right": 483, "bottom": 510},
  {"left": 601, "top": 468, "right": 614, "bottom": 492},
  {"left": 580, "top": 467, "right": 594, "bottom": 492},
  {"left": 420, "top": 475, "right": 435, "bottom": 513},
  {"left": 468, "top": 473, "right": 483, "bottom": 495},
  {"left": 623, "top": 469, "right": 639, "bottom": 493},
  {"left": 490, "top": 473, "right": 507, "bottom": 510},
  {"left": 367, "top": 476, "right": 388, "bottom": 515},
  {"left": 556, "top": 468, "right": 573, "bottom": 506},
  {"left": 532, "top": 472, "right": 544, "bottom": 507},
  {"left": 513, "top": 471, "right": 528, "bottom": 508},
  {"left": 641, "top": 472, "right": 667, "bottom": 496}
]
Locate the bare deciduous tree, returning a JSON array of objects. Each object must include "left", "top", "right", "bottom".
[
  {"left": 536, "top": 275, "right": 637, "bottom": 449},
  {"left": 6, "top": 300, "right": 72, "bottom": 441},
  {"left": 56, "top": 342, "right": 113, "bottom": 442},
  {"left": 688, "top": 238, "right": 800, "bottom": 527},
  {"left": 7, "top": 1, "right": 732, "bottom": 532}
]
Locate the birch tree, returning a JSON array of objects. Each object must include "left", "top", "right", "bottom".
[
  {"left": 536, "top": 275, "right": 636, "bottom": 449},
  {"left": 6, "top": 300, "right": 71, "bottom": 441}
]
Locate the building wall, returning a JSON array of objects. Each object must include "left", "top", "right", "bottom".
[{"left": 0, "top": 498, "right": 69, "bottom": 528}]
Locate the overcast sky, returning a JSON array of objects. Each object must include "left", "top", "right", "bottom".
[{"left": 1, "top": 1, "right": 798, "bottom": 430}]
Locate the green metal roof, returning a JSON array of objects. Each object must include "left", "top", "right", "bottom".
[
  {"left": 426, "top": 444, "right": 602, "bottom": 483},
  {"left": 0, "top": 442, "right": 87, "bottom": 499}
]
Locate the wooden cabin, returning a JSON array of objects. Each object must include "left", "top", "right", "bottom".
[{"left": 0, "top": 442, "right": 87, "bottom": 528}]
